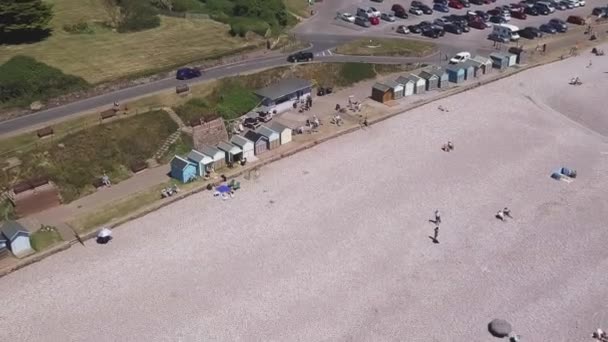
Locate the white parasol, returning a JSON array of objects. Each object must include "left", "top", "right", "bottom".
[{"left": 97, "top": 228, "right": 112, "bottom": 238}]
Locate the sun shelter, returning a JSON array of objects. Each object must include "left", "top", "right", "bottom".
[
  {"left": 170, "top": 156, "right": 197, "bottom": 183},
  {"left": 96, "top": 228, "right": 113, "bottom": 244},
  {"left": 371, "top": 82, "right": 393, "bottom": 103},
  {"left": 0, "top": 221, "right": 33, "bottom": 258},
  {"left": 384, "top": 80, "right": 404, "bottom": 99},
  {"left": 254, "top": 78, "right": 312, "bottom": 114},
  {"left": 461, "top": 60, "right": 477, "bottom": 80},
  {"left": 187, "top": 149, "right": 214, "bottom": 176},
  {"left": 418, "top": 70, "right": 440, "bottom": 91},
  {"left": 256, "top": 125, "right": 280, "bottom": 150},
  {"left": 396, "top": 76, "right": 415, "bottom": 96},
  {"left": 230, "top": 135, "right": 255, "bottom": 160},
  {"left": 508, "top": 47, "right": 526, "bottom": 64},
  {"left": 269, "top": 121, "right": 293, "bottom": 145},
  {"left": 470, "top": 55, "right": 492, "bottom": 75},
  {"left": 407, "top": 74, "right": 426, "bottom": 94},
  {"left": 244, "top": 130, "right": 269, "bottom": 155},
  {"left": 217, "top": 141, "right": 243, "bottom": 163},
  {"left": 489, "top": 52, "right": 510, "bottom": 70},
  {"left": 446, "top": 64, "right": 465, "bottom": 83},
  {"left": 199, "top": 145, "right": 226, "bottom": 170},
  {"left": 428, "top": 67, "right": 449, "bottom": 88}
]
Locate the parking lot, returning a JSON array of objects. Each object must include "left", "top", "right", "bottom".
[{"left": 318, "top": 0, "right": 604, "bottom": 52}]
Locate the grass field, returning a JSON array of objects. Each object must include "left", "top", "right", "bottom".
[
  {"left": 0, "top": 0, "right": 259, "bottom": 83},
  {"left": 334, "top": 38, "right": 436, "bottom": 57},
  {"left": 283, "top": 0, "right": 312, "bottom": 18},
  {"left": 30, "top": 228, "right": 64, "bottom": 251}
]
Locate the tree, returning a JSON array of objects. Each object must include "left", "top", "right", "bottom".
[
  {"left": 0, "top": 0, "right": 53, "bottom": 44},
  {"left": 100, "top": 0, "right": 122, "bottom": 28}
]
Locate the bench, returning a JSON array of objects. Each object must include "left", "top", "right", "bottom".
[
  {"left": 37, "top": 127, "right": 54, "bottom": 138},
  {"left": 100, "top": 109, "right": 117, "bottom": 120},
  {"left": 130, "top": 161, "right": 148, "bottom": 173}
]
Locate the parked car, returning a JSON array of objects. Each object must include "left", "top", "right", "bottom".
[
  {"left": 243, "top": 117, "right": 260, "bottom": 130},
  {"left": 369, "top": 16, "right": 381, "bottom": 25},
  {"left": 539, "top": 23, "right": 557, "bottom": 33},
  {"left": 434, "top": 0, "right": 448, "bottom": 4},
  {"left": 524, "top": 6, "right": 539, "bottom": 14},
  {"left": 510, "top": 9, "right": 527, "bottom": 19},
  {"left": 408, "top": 24, "right": 423, "bottom": 33},
  {"left": 592, "top": 6, "right": 607, "bottom": 15},
  {"left": 287, "top": 51, "right": 314, "bottom": 63},
  {"left": 475, "top": 10, "right": 490, "bottom": 21},
  {"left": 421, "top": 26, "right": 445, "bottom": 37},
  {"left": 548, "top": 18, "right": 568, "bottom": 32},
  {"left": 340, "top": 12, "right": 355, "bottom": 22},
  {"left": 397, "top": 25, "right": 411, "bottom": 33},
  {"left": 419, "top": 4, "right": 434, "bottom": 13},
  {"left": 470, "top": 0, "right": 485, "bottom": 4},
  {"left": 520, "top": 0, "right": 536, "bottom": 7},
  {"left": 419, "top": 20, "right": 433, "bottom": 28},
  {"left": 533, "top": 4, "right": 551, "bottom": 14},
  {"left": 176, "top": 67, "right": 202, "bottom": 80},
  {"left": 449, "top": 0, "right": 464, "bottom": 8},
  {"left": 410, "top": 6, "right": 424, "bottom": 15},
  {"left": 355, "top": 16, "right": 372, "bottom": 27},
  {"left": 433, "top": 3, "right": 450, "bottom": 12},
  {"left": 391, "top": 4, "right": 409, "bottom": 18},
  {"left": 489, "top": 15, "right": 507, "bottom": 23},
  {"left": 369, "top": 6, "right": 382, "bottom": 16},
  {"left": 434, "top": 17, "right": 451, "bottom": 26},
  {"left": 519, "top": 26, "right": 543, "bottom": 38},
  {"left": 487, "top": 8, "right": 502, "bottom": 15},
  {"left": 449, "top": 51, "right": 471, "bottom": 63},
  {"left": 454, "top": 21, "right": 470, "bottom": 31},
  {"left": 411, "top": 0, "right": 425, "bottom": 7},
  {"left": 317, "top": 87, "right": 333, "bottom": 96},
  {"left": 488, "top": 32, "right": 509, "bottom": 42},
  {"left": 444, "top": 23, "right": 463, "bottom": 33},
  {"left": 560, "top": 0, "right": 574, "bottom": 8},
  {"left": 469, "top": 19, "right": 488, "bottom": 29},
  {"left": 460, "top": 0, "right": 471, "bottom": 7},
  {"left": 566, "top": 15, "right": 585, "bottom": 25},
  {"left": 552, "top": 1, "right": 567, "bottom": 10},
  {"left": 381, "top": 12, "right": 396, "bottom": 21}
]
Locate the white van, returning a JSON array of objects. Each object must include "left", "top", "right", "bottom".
[{"left": 492, "top": 24, "right": 520, "bottom": 41}]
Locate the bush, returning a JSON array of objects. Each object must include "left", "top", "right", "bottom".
[
  {"left": 206, "top": 0, "right": 235, "bottom": 14},
  {"left": 117, "top": 0, "right": 161, "bottom": 33},
  {"left": 0, "top": 56, "right": 89, "bottom": 107},
  {"left": 213, "top": 81, "right": 259, "bottom": 119},
  {"left": 229, "top": 17, "right": 270, "bottom": 37},
  {"left": 172, "top": 0, "right": 206, "bottom": 12},
  {"left": 62, "top": 21, "right": 94, "bottom": 34},
  {"left": 174, "top": 98, "right": 212, "bottom": 123},
  {"left": 337, "top": 63, "right": 376, "bottom": 86}
]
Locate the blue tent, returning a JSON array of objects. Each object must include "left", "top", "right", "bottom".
[{"left": 216, "top": 185, "right": 231, "bottom": 193}]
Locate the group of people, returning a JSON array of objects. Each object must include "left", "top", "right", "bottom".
[
  {"left": 593, "top": 328, "right": 608, "bottom": 341},
  {"left": 441, "top": 141, "right": 454, "bottom": 152},
  {"left": 496, "top": 207, "right": 512, "bottom": 222}
]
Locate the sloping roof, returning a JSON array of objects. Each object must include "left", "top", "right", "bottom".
[
  {"left": 230, "top": 135, "right": 253, "bottom": 147},
  {"left": 395, "top": 76, "right": 414, "bottom": 85},
  {"left": 489, "top": 52, "right": 513, "bottom": 60},
  {"left": 460, "top": 60, "right": 475, "bottom": 69},
  {"left": 187, "top": 150, "right": 213, "bottom": 164},
  {"left": 269, "top": 121, "right": 291, "bottom": 133},
  {"left": 256, "top": 126, "right": 279, "bottom": 139},
  {"left": 192, "top": 118, "right": 229, "bottom": 151},
  {"left": 171, "top": 156, "right": 192, "bottom": 171},
  {"left": 446, "top": 64, "right": 465, "bottom": 72},
  {"left": 254, "top": 78, "right": 312, "bottom": 100},
  {"left": 471, "top": 55, "right": 492, "bottom": 65},
  {"left": 244, "top": 130, "right": 267, "bottom": 143},
  {"left": 1, "top": 221, "right": 29, "bottom": 242},
  {"left": 372, "top": 82, "right": 391, "bottom": 92},
  {"left": 428, "top": 67, "right": 448, "bottom": 77},
  {"left": 419, "top": 70, "right": 439, "bottom": 80},
  {"left": 407, "top": 74, "right": 424, "bottom": 83},
  {"left": 217, "top": 141, "right": 242, "bottom": 155},
  {"left": 383, "top": 80, "right": 402, "bottom": 89},
  {"left": 199, "top": 145, "right": 222, "bottom": 158}
]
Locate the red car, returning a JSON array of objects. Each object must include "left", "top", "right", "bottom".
[
  {"left": 567, "top": 15, "right": 585, "bottom": 25},
  {"left": 449, "top": 0, "right": 464, "bottom": 8},
  {"left": 369, "top": 16, "right": 380, "bottom": 25},
  {"left": 469, "top": 19, "right": 487, "bottom": 29},
  {"left": 510, "top": 9, "right": 526, "bottom": 19}
]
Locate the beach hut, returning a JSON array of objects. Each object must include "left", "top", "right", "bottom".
[
  {"left": 199, "top": 145, "right": 226, "bottom": 169},
  {"left": 508, "top": 47, "right": 526, "bottom": 64},
  {"left": 446, "top": 64, "right": 465, "bottom": 84},
  {"left": 217, "top": 141, "right": 243, "bottom": 163},
  {"left": 269, "top": 122, "right": 293, "bottom": 145},
  {"left": 470, "top": 55, "right": 492, "bottom": 75},
  {"left": 489, "top": 52, "right": 510, "bottom": 70},
  {"left": 384, "top": 80, "right": 404, "bottom": 99},
  {"left": 230, "top": 135, "right": 255, "bottom": 160},
  {"left": 0, "top": 221, "right": 33, "bottom": 258},
  {"left": 395, "top": 76, "right": 415, "bottom": 96},
  {"left": 256, "top": 125, "right": 280, "bottom": 150},
  {"left": 371, "top": 83, "right": 393, "bottom": 103},
  {"left": 407, "top": 74, "right": 426, "bottom": 94},
  {"left": 429, "top": 67, "right": 449, "bottom": 88},
  {"left": 244, "top": 131, "right": 269, "bottom": 155},
  {"left": 187, "top": 149, "right": 213, "bottom": 176},
  {"left": 418, "top": 70, "right": 440, "bottom": 91},
  {"left": 505, "top": 52, "right": 517, "bottom": 66},
  {"left": 461, "top": 61, "right": 476, "bottom": 80},
  {"left": 170, "top": 156, "right": 197, "bottom": 183}
]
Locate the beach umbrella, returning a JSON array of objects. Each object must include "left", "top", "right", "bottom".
[
  {"left": 488, "top": 318, "right": 512, "bottom": 338},
  {"left": 97, "top": 228, "right": 112, "bottom": 238},
  {"left": 216, "top": 185, "right": 231, "bottom": 193}
]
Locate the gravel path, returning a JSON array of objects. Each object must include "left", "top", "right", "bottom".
[{"left": 1, "top": 46, "right": 608, "bottom": 341}]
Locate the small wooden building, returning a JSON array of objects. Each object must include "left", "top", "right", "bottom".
[
  {"left": 384, "top": 80, "right": 404, "bottom": 99},
  {"left": 446, "top": 65, "right": 465, "bottom": 83},
  {"left": 428, "top": 67, "right": 449, "bottom": 88},
  {"left": 244, "top": 131, "right": 269, "bottom": 155},
  {"left": 256, "top": 126, "right": 280, "bottom": 150},
  {"left": 508, "top": 47, "right": 526, "bottom": 64},
  {"left": 418, "top": 70, "right": 440, "bottom": 91},
  {"left": 371, "top": 83, "right": 393, "bottom": 103},
  {"left": 269, "top": 122, "right": 293, "bottom": 145},
  {"left": 230, "top": 135, "right": 255, "bottom": 160},
  {"left": 407, "top": 74, "right": 426, "bottom": 94},
  {"left": 0, "top": 221, "right": 33, "bottom": 258},
  {"left": 489, "top": 52, "right": 510, "bottom": 70},
  {"left": 470, "top": 56, "right": 492, "bottom": 75},
  {"left": 396, "top": 76, "right": 415, "bottom": 97},
  {"left": 461, "top": 61, "right": 476, "bottom": 80},
  {"left": 199, "top": 145, "right": 226, "bottom": 169},
  {"left": 217, "top": 141, "right": 243, "bottom": 163},
  {"left": 170, "top": 156, "right": 197, "bottom": 183},
  {"left": 187, "top": 150, "right": 213, "bottom": 176}
]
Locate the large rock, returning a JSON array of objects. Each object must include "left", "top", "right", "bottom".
[{"left": 488, "top": 319, "right": 512, "bottom": 338}]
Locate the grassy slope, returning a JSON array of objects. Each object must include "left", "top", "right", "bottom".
[
  {"left": 334, "top": 38, "right": 436, "bottom": 57},
  {"left": 0, "top": 0, "right": 258, "bottom": 83}
]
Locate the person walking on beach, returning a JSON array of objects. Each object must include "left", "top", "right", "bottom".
[
  {"left": 503, "top": 207, "right": 512, "bottom": 218},
  {"left": 496, "top": 210, "right": 505, "bottom": 221},
  {"left": 433, "top": 226, "right": 440, "bottom": 243},
  {"left": 435, "top": 210, "right": 441, "bottom": 224}
]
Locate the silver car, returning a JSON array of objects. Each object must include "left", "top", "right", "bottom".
[{"left": 381, "top": 12, "right": 396, "bottom": 21}]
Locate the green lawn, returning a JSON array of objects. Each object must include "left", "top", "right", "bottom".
[
  {"left": 0, "top": 0, "right": 259, "bottom": 83},
  {"left": 334, "top": 38, "right": 436, "bottom": 57},
  {"left": 283, "top": 0, "right": 312, "bottom": 18},
  {"left": 30, "top": 228, "right": 64, "bottom": 251}
]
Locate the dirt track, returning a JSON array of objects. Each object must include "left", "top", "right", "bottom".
[{"left": 1, "top": 46, "right": 607, "bottom": 341}]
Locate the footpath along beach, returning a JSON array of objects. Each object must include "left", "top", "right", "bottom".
[{"left": 0, "top": 44, "right": 607, "bottom": 341}]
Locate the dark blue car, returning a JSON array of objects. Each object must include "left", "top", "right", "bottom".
[
  {"left": 176, "top": 67, "right": 202, "bottom": 80},
  {"left": 433, "top": 3, "right": 450, "bottom": 12}
]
